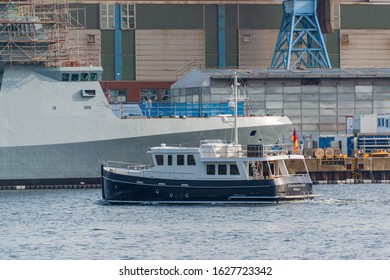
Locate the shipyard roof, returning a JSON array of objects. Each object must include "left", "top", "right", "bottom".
[{"left": 171, "top": 68, "right": 390, "bottom": 89}]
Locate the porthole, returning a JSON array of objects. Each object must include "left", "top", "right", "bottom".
[
  {"left": 156, "top": 189, "right": 159, "bottom": 194},
  {"left": 170, "top": 193, "right": 173, "bottom": 198},
  {"left": 185, "top": 193, "right": 189, "bottom": 198}
]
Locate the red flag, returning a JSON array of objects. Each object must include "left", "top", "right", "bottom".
[{"left": 291, "top": 128, "right": 298, "bottom": 151}]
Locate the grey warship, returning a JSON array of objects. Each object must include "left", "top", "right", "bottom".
[{"left": 0, "top": 1, "right": 292, "bottom": 187}]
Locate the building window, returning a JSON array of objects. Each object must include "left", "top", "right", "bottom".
[
  {"left": 187, "top": 155, "right": 196, "bottom": 165},
  {"left": 207, "top": 164, "right": 215, "bottom": 175},
  {"left": 87, "top": 34, "right": 96, "bottom": 44},
  {"left": 140, "top": 89, "right": 158, "bottom": 102},
  {"left": 100, "top": 4, "right": 115, "bottom": 30},
  {"left": 161, "top": 89, "right": 170, "bottom": 102},
  {"left": 177, "top": 155, "right": 184, "bottom": 165},
  {"left": 243, "top": 34, "right": 251, "bottom": 43},
  {"left": 121, "top": 4, "right": 135, "bottom": 30},
  {"left": 109, "top": 89, "right": 127, "bottom": 103},
  {"left": 155, "top": 155, "right": 164, "bottom": 165},
  {"left": 333, "top": 3, "right": 340, "bottom": 30}
]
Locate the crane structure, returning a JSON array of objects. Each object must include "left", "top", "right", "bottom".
[{"left": 271, "top": 0, "right": 331, "bottom": 70}]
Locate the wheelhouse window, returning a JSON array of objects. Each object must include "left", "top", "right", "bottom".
[
  {"left": 230, "top": 164, "right": 240, "bottom": 175},
  {"left": 207, "top": 164, "right": 215, "bottom": 175},
  {"left": 218, "top": 164, "right": 227, "bottom": 175},
  {"left": 168, "top": 155, "right": 172, "bottom": 166},
  {"left": 155, "top": 155, "right": 164, "bottom": 166},
  {"left": 187, "top": 155, "right": 196, "bottom": 165},
  {"left": 177, "top": 155, "right": 184, "bottom": 166}
]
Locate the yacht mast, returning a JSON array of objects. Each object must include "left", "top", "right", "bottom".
[{"left": 233, "top": 72, "right": 239, "bottom": 145}]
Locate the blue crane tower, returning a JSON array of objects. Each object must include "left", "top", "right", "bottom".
[{"left": 271, "top": 0, "right": 331, "bottom": 70}]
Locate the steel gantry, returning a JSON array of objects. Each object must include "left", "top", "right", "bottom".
[{"left": 271, "top": 0, "right": 331, "bottom": 70}]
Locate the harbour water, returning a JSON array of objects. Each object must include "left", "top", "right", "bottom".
[{"left": 1, "top": 184, "right": 389, "bottom": 260}]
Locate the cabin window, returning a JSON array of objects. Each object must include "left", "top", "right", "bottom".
[
  {"left": 207, "top": 164, "right": 215, "bottom": 175},
  {"left": 269, "top": 162, "right": 275, "bottom": 176},
  {"left": 177, "top": 155, "right": 184, "bottom": 165},
  {"left": 218, "top": 164, "right": 227, "bottom": 175},
  {"left": 187, "top": 155, "right": 196, "bottom": 165},
  {"left": 168, "top": 155, "right": 172, "bottom": 166},
  {"left": 155, "top": 155, "right": 164, "bottom": 165},
  {"left": 230, "top": 164, "right": 240, "bottom": 175}
]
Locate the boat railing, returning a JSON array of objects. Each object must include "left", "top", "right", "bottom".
[
  {"left": 103, "top": 161, "right": 151, "bottom": 172},
  {"left": 110, "top": 101, "right": 248, "bottom": 118},
  {"left": 103, "top": 161, "right": 195, "bottom": 179},
  {"left": 199, "top": 143, "right": 298, "bottom": 158}
]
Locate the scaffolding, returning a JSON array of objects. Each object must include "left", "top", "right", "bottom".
[{"left": 0, "top": 0, "right": 87, "bottom": 66}]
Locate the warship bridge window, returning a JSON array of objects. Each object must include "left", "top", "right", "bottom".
[
  {"left": 155, "top": 155, "right": 164, "bottom": 166},
  {"left": 71, "top": 73, "right": 79, "bottom": 81},
  {"left": 218, "top": 164, "right": 227, "bottom": 175},
  {"left": 61, "top": 73, "right": 70, "bottom": 81},
  {"left": 187, "top": 155, "right": 196, "bottom": 165},
  {"left": 81, "top": 73, "right": 89, "bottom": 81},
  {"left": 207, "top": 164, "right": 215, "bottom": 175},
  {"left": 90, "top": 73, "right": 98, "bottom": 81}
]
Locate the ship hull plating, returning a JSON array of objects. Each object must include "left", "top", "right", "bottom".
[{"left": 101, "top": 168, "right": 314, "bottom": 204}]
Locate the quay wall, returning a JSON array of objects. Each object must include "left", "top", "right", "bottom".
[{"left": 305, "top": 157, "right": 390, "bottom": 184}]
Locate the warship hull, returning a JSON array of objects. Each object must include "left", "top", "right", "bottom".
[{"left": 0, "top": 65, "right": 292, "bottom": 186}]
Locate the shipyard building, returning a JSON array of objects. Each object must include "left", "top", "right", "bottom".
[{"left": 8, "top": 0, "right": 390, "bottom": 142}]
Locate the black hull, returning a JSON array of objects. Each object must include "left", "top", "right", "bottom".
[{"left": 101, "top": 167, "right": 315, "bottom": 204}]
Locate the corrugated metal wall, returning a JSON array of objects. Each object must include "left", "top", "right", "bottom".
[
  {"left": 239, "top": 29, "right": 278, "bottom": 68},
  {"left": 340, "top": 30, "right": 390, "bottom": 68},
  {"left": 135, "top": 30, "right": 205, "bottom": 81}
]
